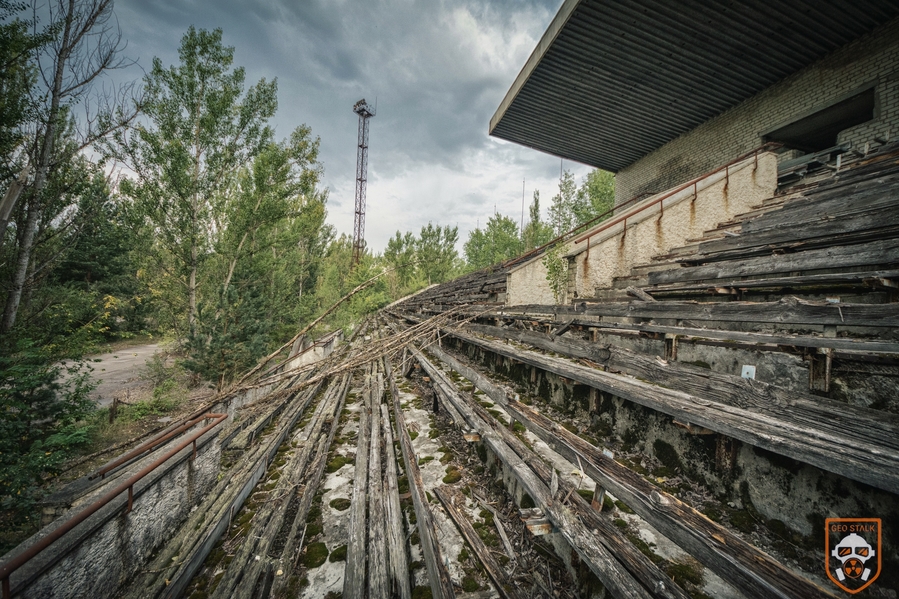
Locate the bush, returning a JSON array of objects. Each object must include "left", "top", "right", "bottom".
[{"left": 0, "top": 342, "right": 96, "bottom": 515}]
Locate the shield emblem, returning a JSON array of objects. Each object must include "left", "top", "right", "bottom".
[{"left": 825, "top": 518, "right": 881, "bottom": 594}]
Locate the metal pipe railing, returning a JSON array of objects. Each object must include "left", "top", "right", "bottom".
[
  {"left": 89, "top": 412, "right": 215, "bottom": 481},
  {"left": 503, "top": 142, "right": 782, "bottom": 269},
  {"left": 0, "top": 413, "right": 228, "bottom": 599},
  {"left": 572, "top": 142, "right": 781, "bottom": 247}
]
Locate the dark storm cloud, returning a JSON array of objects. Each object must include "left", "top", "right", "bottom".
[{"left": 109, "top": 0, "right": 593, "bottom": 251}]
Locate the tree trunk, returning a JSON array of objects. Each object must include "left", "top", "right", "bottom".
[
  {"left": 189, "top": 244, "right": 197, "bottom": 334},
  {"left": 0, "top": 166, "right": 30, "bottom": 246},
  {"left": 0, "top": 0, "right": 74, "bottom": 333},
  {"left": 1, "top": 195, "right": 40, "bottom": 332}
]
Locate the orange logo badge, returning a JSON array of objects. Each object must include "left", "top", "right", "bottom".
[{"left": 825, "top": 518, "right": 881, "bottom": 594}]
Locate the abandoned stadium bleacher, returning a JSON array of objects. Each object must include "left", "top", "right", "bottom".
[{"left": 390, "top": 142, "right": 899, "bottom": 598}]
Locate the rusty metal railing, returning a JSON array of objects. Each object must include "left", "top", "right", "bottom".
[
  {"left": 0, "top": 413, "right": 228, "bottom": 599},
  {"left": 503, "top": 142, "right": 782, "bottom": 270},
  {"left": 89, "top": 412, "right": 221, "bottom": 481},
  {"left": 572, "top": 142, "right": 782, "bottom": 249}
]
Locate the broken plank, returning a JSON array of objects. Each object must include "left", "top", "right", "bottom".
[
  {"left": 492, "top": 296, "right": 899, "bottom": 329},
  {"left": 385, "top": 359, "right": 456, "bottom": 599},
  {"left": 625, "top": 286, "right": 656, "bottom": 302},
  {"left": 368, "top": 373, "right": 389, "bottom": 599},
  {"left": 343, "top": 381, "right": 372, "bottom": 599},
  {"left": 477, "top": 501, "right": 515, "bottom": 562},
  {"left": 463, "top": 323, "right": 899, "bottom": 439},
  {"left": 502, "top": 399, "right": 839, "bottom": 599},
  {"left": 380, "top": 403, "right": 412, "bottom": 599},
  {"left": 645, "top": 269, "right": 899, "bottom": 294},
  {"left": 648, "top": 238, "right": 899, "bottom": 285},
  {"left": 434, "top": 486, "right": 527, "bottom": 599},
  {"left": 422, "top": 345, "right": 692, "bottom": 599},
  {"left": 411, "top": 347, "right": 657, "bottom": 599},
  {"left": 446, "top": 329, "right": 899, "bottom": 493}
]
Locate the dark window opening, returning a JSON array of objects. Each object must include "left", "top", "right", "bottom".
[{"left": 765, "top": 87, "right": 875, "bottom": 153}]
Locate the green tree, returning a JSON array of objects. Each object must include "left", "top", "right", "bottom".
[
  {"left": 383, "top": 230, "right": 419, "bottom": 295},
  {"left": 183, "top": 132, "right": 329, "bottom": 387},
  {"left": 416, "top": 223, "right": 458, "bottom": 285},
  {"left": 2, "top": 0, "right": 137, "bottom": 333},
  {"left": 464, "top": 213, "right": 520, "bottom": 270},
  {"left": 548, "top": 169, "right": 580, "bottom": 235},
  {"left": 575, "top": 169, "right": 615, "bottom": 225},
  {"left": 116, "top": 27, "right": 277, "bottom": 336},
  {"left": 0, "top": 0, "right": 52, "bottom": 239},
  {"left": 521, "top": 190, "right": 553, "bottom": 251}
]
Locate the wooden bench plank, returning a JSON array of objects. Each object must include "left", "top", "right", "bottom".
[
  {"left": 385, "top": 360, "right": 456, "bottom": 599},
  {"left": 648, "top": 239, "right": 899, "bottom": 285},
  {"left": 423, "top": 344, "right": 838, "bottom": 599},
  {"left": 443, "top": 329, "right": 899, "bottom": 494}
]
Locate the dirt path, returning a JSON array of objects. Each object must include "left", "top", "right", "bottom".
[{"left": 83, "top": 343, "right": 162, "bottom": 407}]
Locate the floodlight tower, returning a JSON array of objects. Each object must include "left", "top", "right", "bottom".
[{"left": 352, "top": 98, "right": 375, "bottom": 265}]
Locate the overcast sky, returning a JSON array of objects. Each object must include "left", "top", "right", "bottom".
[{"left": 110, "top": 0, "right": 594, "bottom": 253}]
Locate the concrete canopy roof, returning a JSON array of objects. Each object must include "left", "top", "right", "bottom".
[{"left": 489, "top": 0, "right": 899, "bottom": 172}]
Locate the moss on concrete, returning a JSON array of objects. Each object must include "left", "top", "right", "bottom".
[
  {"left": 329, "top": 497, "right": 351, "bottom": 511},
  {"left": 301, "top": 542, "right": 329, "bottom": 568},
  {"left": 328, "top": 544, "right": 347, "bottom": 562}
]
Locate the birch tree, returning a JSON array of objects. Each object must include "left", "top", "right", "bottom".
[{"left": 1, "top": 0, "right": 137, "bottom": 333}]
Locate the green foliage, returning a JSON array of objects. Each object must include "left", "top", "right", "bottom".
[
  {"left": 549, "top": 170, "right": 580, "bottom": 235},
  {"left": 547, "top": 169, "right": 615, "bottom": 236},
  {"left": 464, "top": 213, "right": 520, "bottom": 270},
  {"left": 115, "top": 26, "right": 279, "bottom": 337},
  {"left": 416, "top": 222, "right": 459, "bottom": 285},
  {"left": 383, "top": 230, "right": 419, "bottom": 295},
  {"left": 0, "top": 1, "right": 48, "bottom": 182},
  {"left": 542, "top": 242, "right": 567, "bottom": 304},
  {"left": 522, "top": 191, "right": 554, "bottom": 251},
  {"left": 578, "top": 169, "right": 615, "bottom": 224},
  {"left": 0, "top": 341, "right": 96, "bottom": 512}
]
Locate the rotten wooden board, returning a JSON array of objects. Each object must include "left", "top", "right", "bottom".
[
  {"left": 488, "top": 296, "right": 899, "bottom": 328},
  {"left": 434, "top": 487, "right": 527, "bottom": 599},
  {"left": 463, "top": 322, "right": 899, "bottom": 440},
  {"left": 343, "top": 377, "right": 372, "bottom": 599},
  {"left": 412, "top": 347, "right": 659, "bottom": 599},
  {"left": 422, "top": 343, "right": 839, "bottom": 599},
  {"left": 443, "top": 329, "right": 899, "bottom": 494},
  {"left": 385, "top": 359, "right": 456, "bottom": 599},
  {"left": 381, "top": 403, "right": 412, "bottom": 599},
  {"left": 394, "top": 308, "right": 899, "bottom": 354},
  {"left": 367, "top": 372, "right": 389, "bottom": 599},
  {"left": 644, "top": 269, "right": 899, "bottom": 294},
  {"left": 648, "top": 238, "right": 899, "bottom": 286}
]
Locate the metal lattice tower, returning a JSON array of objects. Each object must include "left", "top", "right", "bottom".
[{"left": 352, "top": 99, "right": 375, "bottom": 265}]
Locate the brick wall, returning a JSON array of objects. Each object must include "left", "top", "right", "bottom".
[{"left": 615, "top": 18, "right": 899, "bottom": 203}]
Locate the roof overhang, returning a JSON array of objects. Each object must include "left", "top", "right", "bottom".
[{"left": 489, "top": 0, "right": 899, "bottom": 172}]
